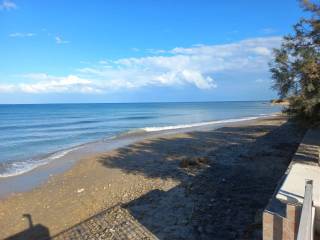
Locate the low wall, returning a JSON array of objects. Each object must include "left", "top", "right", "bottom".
[{"left": 263, "top": 128, "right": 320, "bottom": 240}]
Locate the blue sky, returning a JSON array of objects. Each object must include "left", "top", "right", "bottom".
[{"left": 0, "top": 0, "right": 304, "bottom": 103}]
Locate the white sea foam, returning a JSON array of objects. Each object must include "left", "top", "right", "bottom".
[
  {"left": 0, "top": 146, "right": 82, "bottom": 178},
  {"left": 0, "top": 160, "right": 49, "bottom": 178},
  {"left": 142, "top": 115, "right": 266, "bottom": 132},
  {"left": 48, "top": 146, "right": 82, "bottom": 160}
]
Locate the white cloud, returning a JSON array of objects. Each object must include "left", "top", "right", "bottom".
[
  {"left": 17, "top": 74, "right": 97, "bottom": 93},
  {"left": 3, "top": 36, "right": 282, "bottom": 94},
  {"left": 0, "top": 0, "right": 16, "bottom": 10},
  {"left": 251, "top": 47, "right": 271, "bottom": 56},
  {"left": 55, "top": 36, "right": 70, "bottom": 44},
  {"left": 0, "top": 84, "right": 15, "bottom": 93},
  {"left": 9, "top": 32, "right": 35, "bottom": 38},
  {"left": 169, "top": 37, "right": 278, "bottom": 57}
]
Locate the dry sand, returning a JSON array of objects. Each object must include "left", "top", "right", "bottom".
[{"left": 0, "top": 116, "right": 305, "bottom": 239}]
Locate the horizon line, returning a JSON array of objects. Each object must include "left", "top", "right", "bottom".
[{"left": 0, "top": 99, "right": 274, "bottom": 105}]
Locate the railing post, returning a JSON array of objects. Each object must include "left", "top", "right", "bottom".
[{"left": 297, "top": 180, "right": 314, "bottom": 240}]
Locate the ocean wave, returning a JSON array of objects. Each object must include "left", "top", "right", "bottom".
[
  {"left": 0, "top": 146, "right": 81, "bottom": 178},
  {"left": 0, "top": 119, "right": 103, "bottom": 131},
  {"left": 0, "top": 160, "right": 49, "bottom": 178},
  {"left": 116, "top": 113, "right": 277, "bottom": 136},
  {"left": 141, "top": 116, "right": 263, "bottom": 132},
  {"left": 47, "top": 146, "right": 82, "bottom": 160}
]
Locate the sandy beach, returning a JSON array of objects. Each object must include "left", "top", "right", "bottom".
[{"left": 0, "top": 115, "right": 305, "bottom": 239}]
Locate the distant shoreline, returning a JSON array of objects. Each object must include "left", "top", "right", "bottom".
[{"left": 271, "top": 99, "right": 290, "bottom": 106}]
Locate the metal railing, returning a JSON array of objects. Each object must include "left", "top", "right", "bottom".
[{"left": 297, "top": 180, "right": 314, "bottom": 240}]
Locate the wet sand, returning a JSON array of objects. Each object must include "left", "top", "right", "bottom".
[{"left": 0, "top": 116, "right": 305, "bottom": 239}]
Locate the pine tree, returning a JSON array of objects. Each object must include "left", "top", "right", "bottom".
[{"left": 270, "top": 0, "right": 320, "bottom": 125}]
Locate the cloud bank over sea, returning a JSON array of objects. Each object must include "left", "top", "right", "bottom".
[{"left": 0, "top": 36, "right": 281, "bottom": 94}]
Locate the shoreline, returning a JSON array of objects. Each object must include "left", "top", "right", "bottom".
[
  {"left": 0, "top": 114, "right": 306, "bottom": 239},
  {"left": 0, "top": 113, "right": 279, "bottom": 198},
  {"left": 1, "top": 113, "right": 278, "bottom": 179}
]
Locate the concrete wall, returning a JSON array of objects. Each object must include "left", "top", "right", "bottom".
[
  {"left": 263, "top": 204, "right": 301, "bottom": 240},
  {"left": 263, "top": 128, "right": 320, "bottom": 240}
]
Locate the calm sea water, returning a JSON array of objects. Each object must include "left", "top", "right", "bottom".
[{"left": 0, "top": 102, "right": 281, "bottom": 177}]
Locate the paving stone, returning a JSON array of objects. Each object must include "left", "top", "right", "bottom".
[{"left": 52, "top": 206, "right": 158, "bottom": 240}]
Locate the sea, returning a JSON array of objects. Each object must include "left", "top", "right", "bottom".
[{"left": 0, "top": 101, "right": 282, "bottom": 178}]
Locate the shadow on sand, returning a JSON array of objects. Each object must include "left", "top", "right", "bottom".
[
  {"left": 5, "top": 117, "right": 305, "bottom": 240},
  {"left": 4, "top": 214, "right": 50, "bottom": 240}
]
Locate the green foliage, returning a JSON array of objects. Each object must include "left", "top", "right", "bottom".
[{"left": 270, "top": 0, "right": 320, "bottom": 125}]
